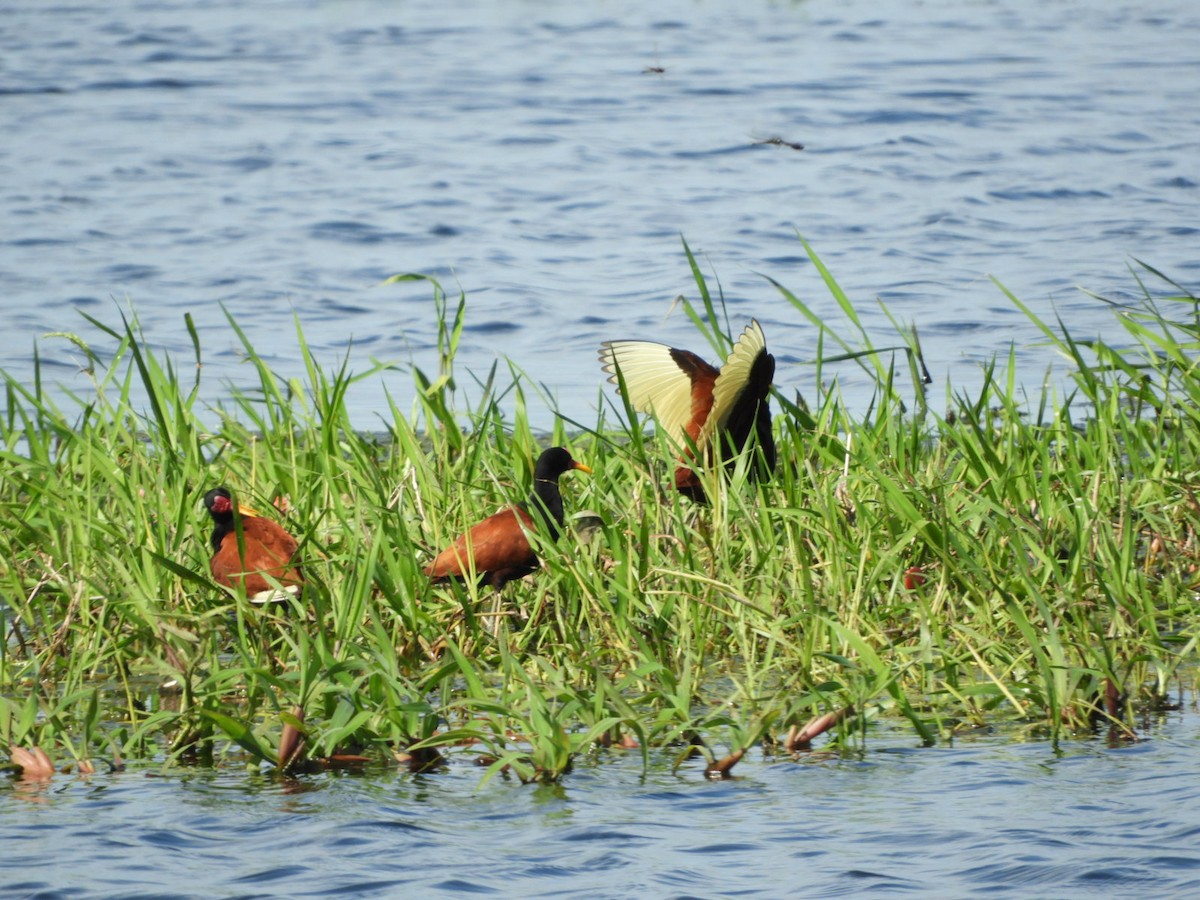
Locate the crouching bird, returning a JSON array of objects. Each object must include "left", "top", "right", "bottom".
[
  {"left": 203, "top": 486, "right": 303, "bottom": 603},
  {"left": 423, "top": 447, "right": 592, "bottom": 589},
  {"left": 599, "top": 319, "right": 775, "bottom": 501}
]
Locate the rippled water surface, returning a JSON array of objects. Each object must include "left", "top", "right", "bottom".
[
  {"left": 5, "top": 709, "right": 1200, "bottom": 898},
  {"left": 3, "top": 0, "right": 1199, "bottom": 426},
  {"left": 4, "top": 2, "right": 1200, "bottom": 894}
]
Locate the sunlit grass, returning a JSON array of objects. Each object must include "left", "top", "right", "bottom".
[{"left": 3, "top": 244, "right": 1200, "bottom": 783}]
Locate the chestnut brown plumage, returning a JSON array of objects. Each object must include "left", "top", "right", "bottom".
[
  {"left": 423, "top": 447, "right": 591, "bottom": 588},
  {"left": 204, "top": 486, "right": 303, "bottom": 603},
  {"left": 599, "top": 320, "right": 775, "bottom": 501}
]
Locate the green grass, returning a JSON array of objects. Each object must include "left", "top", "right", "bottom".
[{"left": 3, "top": 243, "right": 1200, "bottom": 783}]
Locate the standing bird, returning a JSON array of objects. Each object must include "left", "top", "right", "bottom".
[
  {"left": 203, "top": 486, "right": 303, "bottom": 603},
  {"left": 423, "top": 447, "right": 592, "bottom": 588},
  {"left": 599, "top": 319, "right": 775, "bottom": 502}
]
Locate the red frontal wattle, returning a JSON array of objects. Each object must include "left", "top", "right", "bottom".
[{"left": 211, "top": 495, "right": 233, "bottom": 515}]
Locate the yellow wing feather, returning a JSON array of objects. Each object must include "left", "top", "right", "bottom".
[
  {"left": 598, "top": 340, "right": 695, "bottom": 448},
  {"left": 702, "top": 320, "right": 768, "bottom": 446}
]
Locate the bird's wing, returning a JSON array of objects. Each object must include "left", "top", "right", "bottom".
[
  {"left": 599, "top": 339, "right": 704, "bottom": 448},
  {"left": 704, "top": 320, "right": 771, "bottom": 445},
  {"left": 243, "top": 518, "right": 300, "bottom": 574},
  {"left": 424, "top": 507, "right": 535, "bottom": 578},
  {"left": 212, "top": 518, "right": 302, "bottom": 594}
]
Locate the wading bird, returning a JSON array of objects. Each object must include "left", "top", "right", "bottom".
[
  {"left": 599, "top": 320, "right": 775, "bottom": 501},
  {"left": 424, "top": 447, "right": 591, "bottom": 589},
  {"left": 204, "top": 486, "right": 303, "bottom": 603}
]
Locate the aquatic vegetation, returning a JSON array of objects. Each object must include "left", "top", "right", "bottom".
[{"left": 2, "top": 246, "right": 1199, "bottom": 785}]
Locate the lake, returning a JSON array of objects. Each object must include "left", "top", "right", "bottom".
[
  {"left": 6, "top": 709, "right": 1200, "bottom": 897},
  {"left": 4, "top": 0, "right": 1200, "bottom": 895},
  {"left": 3, "top": 0, "right": 1198, "bottom": 428}
]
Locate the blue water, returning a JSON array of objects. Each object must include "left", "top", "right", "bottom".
[
  {"left": 5, "top": 1, "right": 1200, "bottom": 894},
  {"left": 5, "top": 712, "right": 1200, "bottom": 898},
  {"left": 3, "top": 0, "right": 1198, "bottom": 428}
]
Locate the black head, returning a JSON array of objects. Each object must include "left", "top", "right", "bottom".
[
  {"left": 526, "top": 448, "right": 590, "bottom": 538},
  {"left": 204, "top": 486, "right": 235, "bottom": 520},
  {"left": 203, "top": 486, "right": 237, "bottom": 554},
  {"left": 533, "top": 447, "right": 591, "bottom": 482}
]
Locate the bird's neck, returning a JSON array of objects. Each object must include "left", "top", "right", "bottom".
[
  {"left": 209, "top": 516, "right": 236, "bottom": 553},
  {"left": 525, "top": 477, "right": 566, "bottom": 540}
]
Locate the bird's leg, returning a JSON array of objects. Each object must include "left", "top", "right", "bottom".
[{"left": 483, "top": 589, "right": 504, "bottom": 638}]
